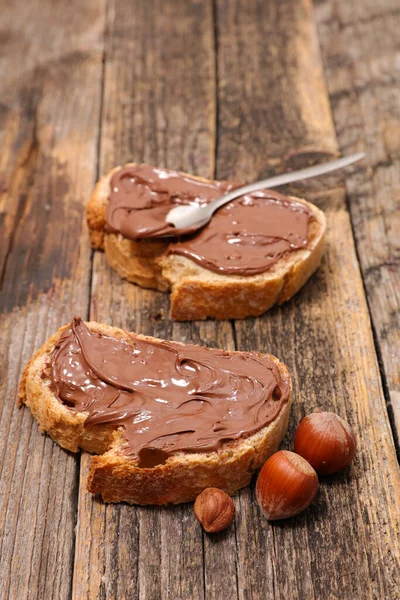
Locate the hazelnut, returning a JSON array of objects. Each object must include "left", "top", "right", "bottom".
[
  {"left": 194, "top": 488, "right": 235, "bottom": 533},
  {"left": 256, "top": 450, "right": 319, "bottom": 520},
  {"left": 294, "top": 411, "right": 356, "bottom": 475}
]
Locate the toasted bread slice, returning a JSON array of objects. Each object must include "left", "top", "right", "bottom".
[
  {"left": 18, "top": 321, "right": 292, "bottom": 505},
  {"left": 86, "top": 164, "right": 326, "bottom": 320}
]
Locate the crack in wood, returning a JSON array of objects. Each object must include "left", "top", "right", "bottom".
[
  {"left": 0, "top": 112, "right": 39, "bottom": 291},
  {"left": 364, "top": 262, "right": 400, "bottom": 277},
  {"left": 319, "top": 5, "right": 400, "bottom": 32}
]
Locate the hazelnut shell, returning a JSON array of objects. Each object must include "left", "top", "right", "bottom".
[
  {"left": 256, "top": 450, "right": 319, "bottom": 520},
  {"left": 294, "top": 411, "right": 356, "bottom": 475},
  {"left": 194, "top": 487, "right": 235, "bottom": 533}
]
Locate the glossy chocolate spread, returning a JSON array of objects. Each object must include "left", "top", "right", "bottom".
[
  {"left": 167, "top": 192, "right": 312, "bottom": 276},
  {"left": 105, "top": 164, "right": 313, "bottom": 276},
  {"left": 49, "top": 318, "right": 290, "bottom": 467},
  {"left": 106, "top": 164, "right": 236, "bottom": 239}
]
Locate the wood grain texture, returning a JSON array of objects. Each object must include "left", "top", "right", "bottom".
[
  {"left": 315, "top": 0, "right": 400, "bottom": 445},
  {"left": 0, "top": 1, "right": 105, "bottom": 599},
  {"left": 215, "top": 0, "right": 338, "bottom": 181},
  {"left": 215, "top": 0, "right": 400, "bottom": 598},
  {"left": 2, "top": 0, "right": 399, "bottom": 599},
  {"left": 72, "top": 1, "right": 237, "bottom": 598}
]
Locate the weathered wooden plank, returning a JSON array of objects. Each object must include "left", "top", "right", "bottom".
[
  {"left": 72, "top": 2, "right": 238, "bottom": 599},
  {"left": 315, "top": 0, "right": 400, "bottom": 445},
  {"left": 0, "top": 1, "right": 105, "bottom": 599},
  {"left": 215, "top": 0, "right": 337, "bottom": 181},
  {"left": 215, "top": 0, "right": 400, "bottom": 598}
]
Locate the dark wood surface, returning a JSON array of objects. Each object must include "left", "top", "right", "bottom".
[{"left": 0, "top": 1, "right": 399, "bottom": 599}]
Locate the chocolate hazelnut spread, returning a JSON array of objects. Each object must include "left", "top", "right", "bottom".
[
  {"left": 105, "top": 164, "right": 313, "bottom": 276},
  {"left": 167, "top": 193, "right": 312, "bottom": 276},
  {"left": 49, "top": 318, "right": 290, "bottom": 467},
  {"left": 106, "top": 164, "right": 236, "bottom": 239}
]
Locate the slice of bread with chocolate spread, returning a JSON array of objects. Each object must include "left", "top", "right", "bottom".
[
  {"left": 86, "top": 164, "right": 326, "bottom": 321},
  {"left": 18, "top": 318, "right": 292, "bottom": 505}
]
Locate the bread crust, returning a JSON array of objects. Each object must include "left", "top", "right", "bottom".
[
  {"left": 19, "top": 321, "right": 292, "bottom": 505},
  {"left": 86, "top": 164, "right": 327, "bottom": 320}
]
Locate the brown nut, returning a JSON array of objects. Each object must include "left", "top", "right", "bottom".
[
  {"left": 194, "top": 488, "right": 235, "bottom": 533},
  {"left": 256, "top": 450, "right": 319, "bottom": 520},
  {"left": 294, "top": 411, "right": 356, "bottom": 475}
]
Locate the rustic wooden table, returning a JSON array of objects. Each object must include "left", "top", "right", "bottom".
[{"left": 1, "top": 0, "right": 399, "bottom": 598}]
